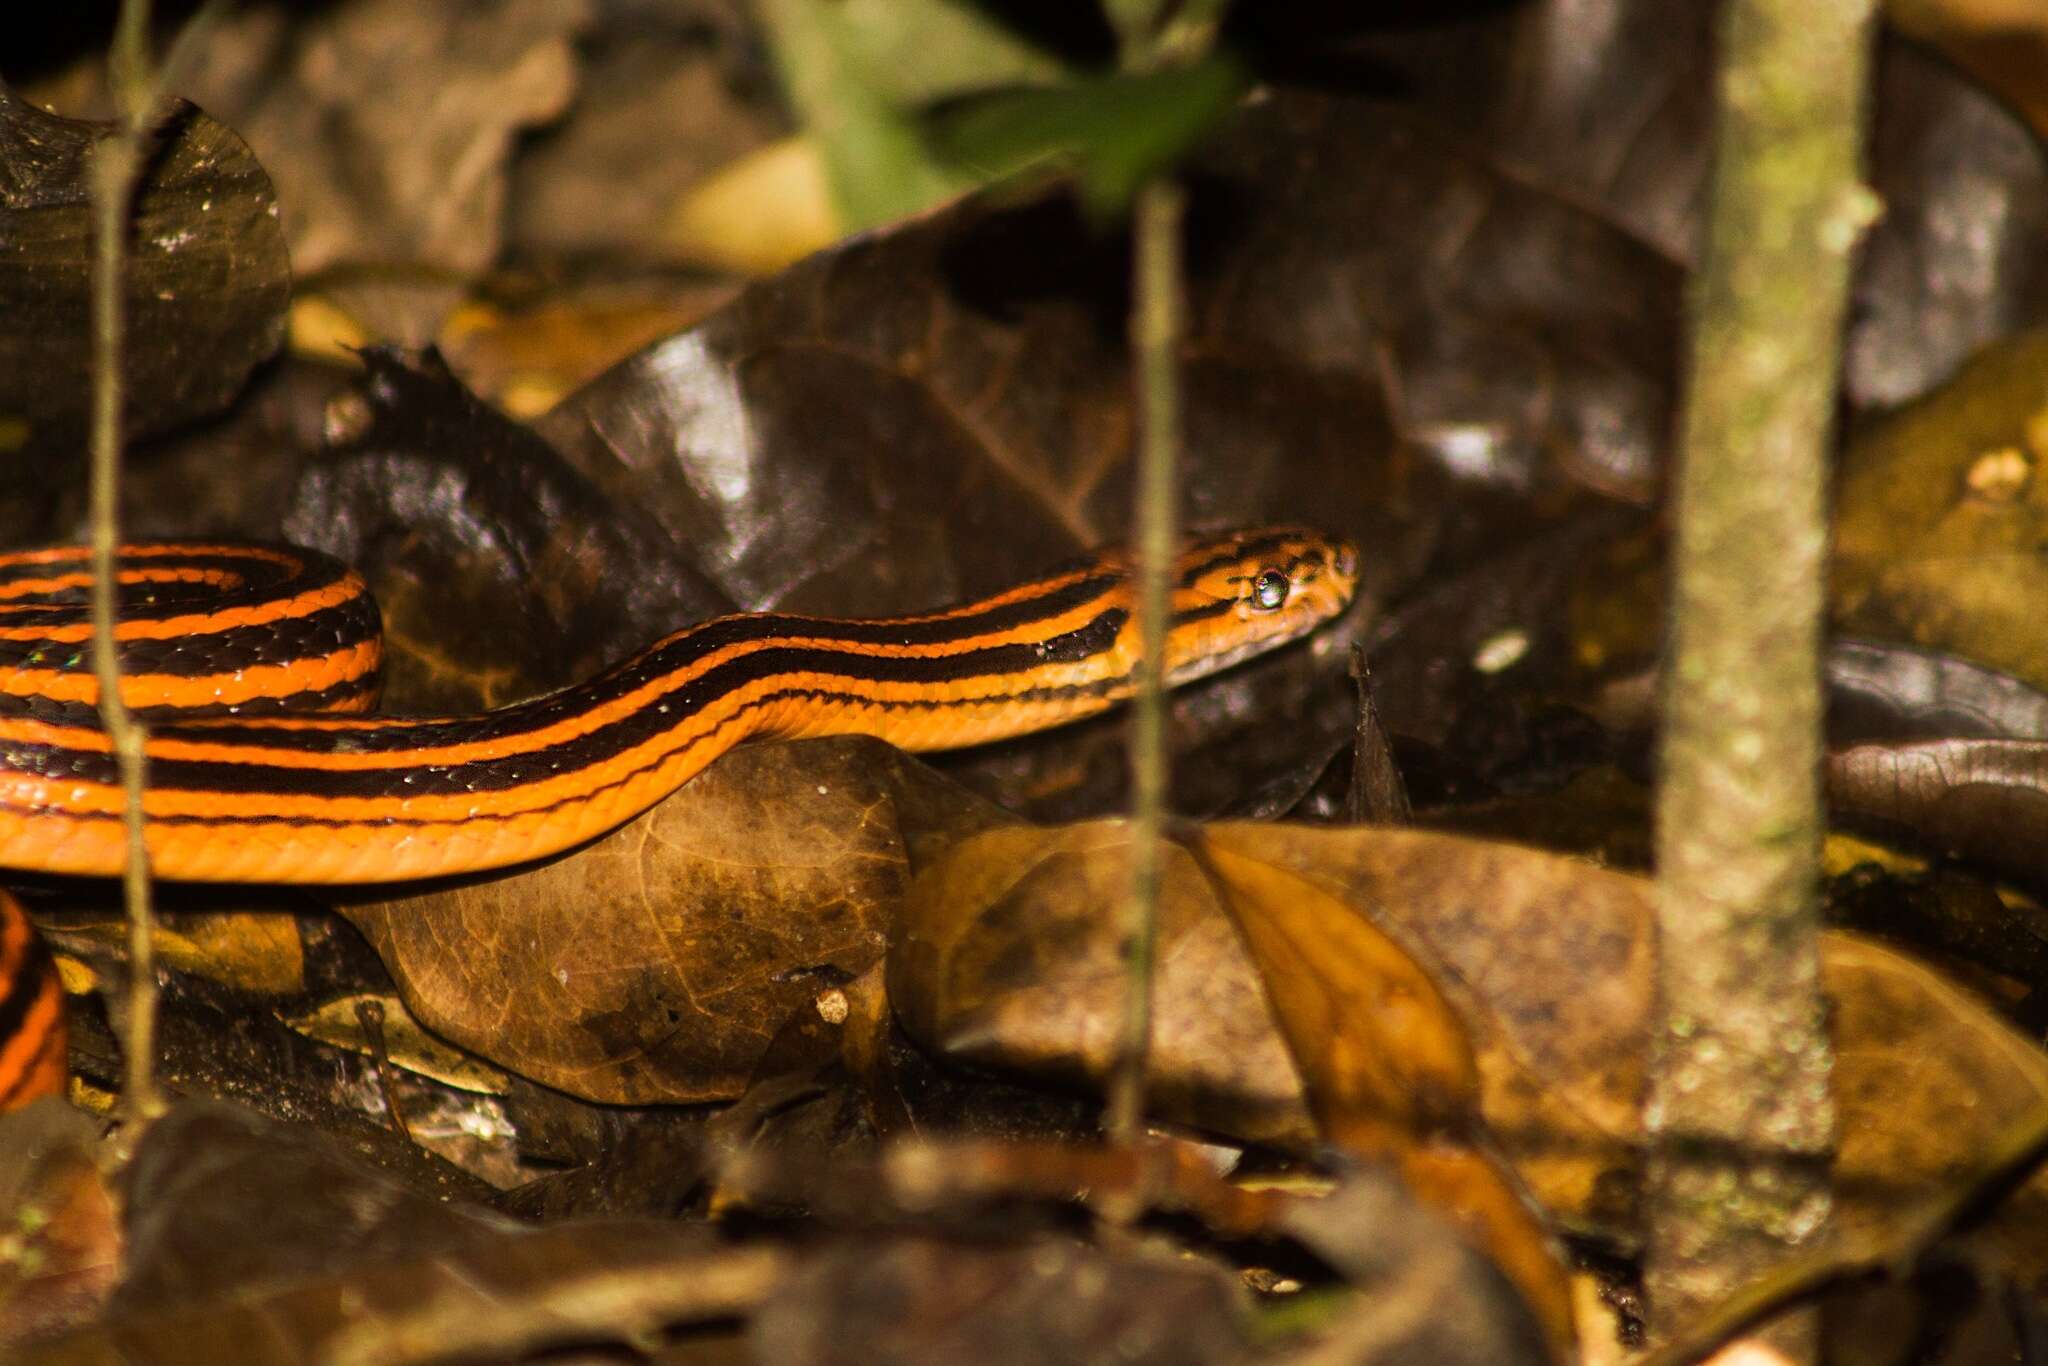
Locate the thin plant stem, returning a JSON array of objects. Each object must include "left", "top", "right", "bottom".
[
  {"left": 1106, "top": 178, "right": 1186, "bottom": 1145},
  {"left": 91, "top": 0, "right": 165, "bottom": 1122},
  {"left": 1647, "top": 0, "right": 1880, "bottom": 1343}
]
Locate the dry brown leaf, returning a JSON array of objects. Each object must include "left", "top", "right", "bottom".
[
  {"left": 176, "top": 0, "right": 587, "bottom": 278},
  {"left": 344, "top": 738, "right": 1010, "bottom": 1104},
  {"left": 888, "top": 821, "right": 1316, "bottom": 1145},
  {"left": 1199, "top": 831, "right": 1572, "bottom": 1356},
  {"left": 896, "top": 820, "right": 2048, "bottom": 1285},
  {"left": 1193, "top": 832, "right": 1479, "bottom": 1145}
]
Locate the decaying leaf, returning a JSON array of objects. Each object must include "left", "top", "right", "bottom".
[
  {"left": 894, "top": 818, "right": 2048, "bottom": 1289},
  {"left": 18, "top": 1101, "right": 780, "bottom": 1366},
  {"left": 343, "top": 738, "right": 1013, "bottom": 1104},
  {"left": 282, "top": 993, "right": 515, "bottom": 1095}
]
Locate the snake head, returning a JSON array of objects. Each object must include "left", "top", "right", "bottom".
[{"left": 1159, "top": 525, "right": 1359, "bottom": 686}]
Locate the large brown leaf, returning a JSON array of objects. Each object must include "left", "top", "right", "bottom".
[
  {"left": 343, "top": 738, "right": 1012, "bottom": 1104},
  {"left": 893, "top": 820, "right": 2048, "bottom": 1283}
]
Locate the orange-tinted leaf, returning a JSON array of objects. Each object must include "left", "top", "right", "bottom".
[
  {"left": 1193, "top": 831, "right": 1477, "bottom": 1145},
  {"left": 890, "top": 821, "right": 1315, "bottom": 1145}
]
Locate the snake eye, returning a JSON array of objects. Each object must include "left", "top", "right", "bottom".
[{"left": 1250, "top": 568, "right": 1290, "bottom": 611}]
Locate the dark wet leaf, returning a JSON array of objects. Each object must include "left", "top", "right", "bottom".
[
  {"left": 1350, "top": 1, "right": 2048, "bottom": 415},
  {"left": 19, "top": 1102, "right": 780, "bottom": 1366},
  {"left": 1827, "top": 864, "right": 2048, "bottom": 1020},
  {"left": 1828, "top": 639, "right": 2048, "bottom": 745},
  {"left": 111, "top": 1102, "right": 512, "bottom": 1315},
  {"left": 1827, "top": 739, "right": 2048, "bottom": 897},
  {"left": 282, "top": 348, "right": 727, "bottom": 712},
  {"left": 537, "top": 89, "right": 1677, "bottom": 815},
  {"left": 343, "top": 738, "right": 1012, "bottom": 1104},
  {"left": 0, "top": 89, "right": 290, "bottom": 532},
  {"left": 751, "top": 1231, "right": 1248, "bottom": 1366}
]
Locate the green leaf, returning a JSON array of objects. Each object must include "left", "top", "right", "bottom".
[{"left": 926, "top": 54, "right": 1248, "bottom": 219}]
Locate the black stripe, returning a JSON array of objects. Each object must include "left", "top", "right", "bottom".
[
  {"left": 0, "top": 673, "right": 1135, "bottom": 834},
  {"left": 129, "top": 606, "right": 1131, "bottom": 756},
  {"left": 0, "top": 999, "right": 59, "bottom": 1108},
  {"left": 0, "top": 601, "right": 383, "bottom": 681},
  {"left": 0, "top": 609, "right": 1131, "bottom": 797},
  {"left": 0, "top": 547, "right": 344, "bottom": 625},
  {"left": 761, "top": 572, "right": 1122, "bottom": 648},
  {"left": 1168, "top": 598, "right": 1234, "bottom": 629},
  {"left": 1174, "top": 532, "right": 1303, "bottom": 588}
]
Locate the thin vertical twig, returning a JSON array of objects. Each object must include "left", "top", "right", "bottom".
[
  {"left": 1106, "top": 178, "right": 1186, "bottom": 1145},
  {"left": 91, "top": 0, "right": 165, "bottom": 1122},
  {"left": 1648, "top": 0, "right": 1880, "bottom": 1345}
]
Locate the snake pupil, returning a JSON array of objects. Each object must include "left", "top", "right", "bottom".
[{"left": 1251, "top": 569, "right": 1290, "bottom": 611}]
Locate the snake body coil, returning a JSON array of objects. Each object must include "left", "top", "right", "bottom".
[
  {"left": 0, "top": 528, "right": 1356, "bottom": 884},
  {"left": 0, "top": 527, "right": 1356, "bottom": 1110}
]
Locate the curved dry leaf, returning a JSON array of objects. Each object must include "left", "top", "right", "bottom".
[
  {"left": 1203, "top": 825, "right": 1655, "bottom": 1235},
  {"left": 1827, "top": 738, "right": 2048, "bottom": 893},
  {"left": 1826, "top": 935, "right": 2048, "bottom": 1270},
  {"left": 888, "top": 821, "right": 1317, "bottom": 1146},
  {"left": 897, "top": 820, "right": 2048, "bottom": 1275},
  {"left": 1192, "top": 832, "right": 1479, "bottom": 1144},
  {"left": 344, "top": 738, "right": 1012, "bottom": 1104}
]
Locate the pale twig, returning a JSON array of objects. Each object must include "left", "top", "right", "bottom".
[{"left": 1106, "top": 178, "right": 1186, "bottom": 1145}]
